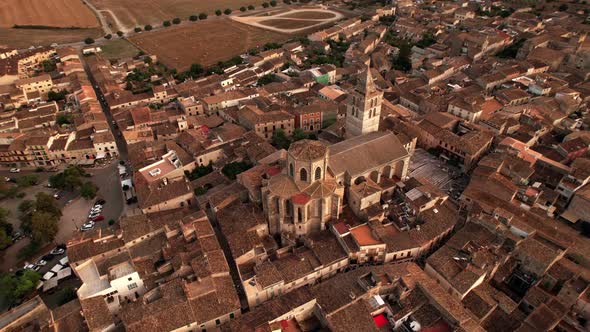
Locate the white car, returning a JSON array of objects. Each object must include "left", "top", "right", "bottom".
[
  {"left": 81, "top": 221, "right": 95, "bottom": 231},
  {"left": 24, "top": 263, "right": 40, "bottom": 271},
  {"left": 91, "top": 206, "right": 102, "bottom": 213},
  {"left": 89, "top": 211, "right": 100, "bottom": 219},
  {"left": 37, "top": 259, "right": 47, "bottom": 266},
  {"left": 50, "top": 248, "right": 65, "bottom": 255},
  {"left": 10, "top": 168, "right": 20, "bottom": 173}
]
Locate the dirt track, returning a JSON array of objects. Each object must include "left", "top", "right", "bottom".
[{"left": 231, "top": 8, "right": 343, "bottom": 33}]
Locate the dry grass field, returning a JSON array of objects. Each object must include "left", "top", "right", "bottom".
[
  {"left": 0, "top": 0, "right": 99, "bottom": 28},
  {"left": 0, "top": 28, "right": 102, "bottom": 48},
  {"left": 281, "top": 11, "right": 337, "bottom": 19},
  {"left": 128, "top": 18, "right": 289, "bottom": 71},
  {"left": 88, "top": 0, "right": 269, "bottom": 28},
  {"left": 259, "top": 19, "right": 322, "bottom": 30}
]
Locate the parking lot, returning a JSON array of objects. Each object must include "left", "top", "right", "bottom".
[
  {"left": 1, "top": 161, "right": 124, "bottom": 273},
  {"left": 408, "top": 149, "right": 470, "bottom": 200}
]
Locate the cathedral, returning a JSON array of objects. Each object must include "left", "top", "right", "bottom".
[{"left": 258, "top": 65, "right": 413, "bottom": 239}]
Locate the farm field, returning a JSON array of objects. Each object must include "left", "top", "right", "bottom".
[
  {"left": 0, "top": 0, "right": 100, "bottom": 28},
  {"left": 0, "top": 28, "right": 102, "bottom": 48},
  {"left": 87, "top": 0, "right": 268, "bottom": 28},
  {"left": 128, "top": 18, "right": 289, "bottom": 71}
]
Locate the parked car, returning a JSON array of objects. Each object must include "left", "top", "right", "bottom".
[
  {"left": 50, "top": 247, "right": 65, "bottom": 255},
  {"left": 37, "top": 259, "right": 47, "bottom": 266},
  {"left": 95, "top": 199, "right": 106, "bottom": 205},
  {"left": 91, "top": 215, "right": 104, "bottom": 222},
  {"left": 24, "top": 263, "right": 40, "bottom": 271},
  {"left": 88, "top": 211, "right": 100, "bottom": 219},
  {"left": 53, "top": 191, "right": 63, "bottom": 199},
  {"left": 81, "top": 222, "right": 95, "bottom": 231},
  {"left": 10, "top": 168, "right": 20, "bottom": 173},
  {"left": 11, "top": 232, "right": 23, "bottom": 242}
]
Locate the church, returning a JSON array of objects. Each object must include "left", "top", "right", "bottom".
[{"left": 254, "top": 65, "right": 414, "bottom": 240}]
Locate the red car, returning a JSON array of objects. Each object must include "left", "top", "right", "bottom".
[{"left": 91, "top": 215, "right": 104, "bottom": 222}]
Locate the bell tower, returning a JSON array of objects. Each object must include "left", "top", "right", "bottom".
[{"left": 345, "top": 63, "right": 383, "bottom": 138}]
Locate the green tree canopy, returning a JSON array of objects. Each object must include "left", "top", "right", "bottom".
[
  {"left": 80, "top": 181, "right": 98, "bottom": 200},
  {"left": 30, "top": 211, "right": 59, "bottom": 243}
]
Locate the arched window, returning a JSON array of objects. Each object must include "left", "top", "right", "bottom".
[
  {"left": 300, "top": 168, "right": 307, "bottom": 181},
  {"left": 315, "top": 167, "right": 321, "bottom": 180},
  {"left": 289, "top": 163, "right": 294, "bottom": 177}
]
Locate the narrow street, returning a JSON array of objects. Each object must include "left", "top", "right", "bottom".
[{"left": 205, "top": 206, "right": 250, "bottom": 312}]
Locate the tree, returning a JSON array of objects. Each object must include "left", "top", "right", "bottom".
[
  {"left": 284, "top": 0, "right": 291, "bottom": 4},
  {"left": 144, "top": 24, "right": 153, "bottom": 31},
  {"left": 264, "top": 42, "right": 281, "bottom": 50},
  {"left": 558, "top": 3, "right": 568, "bottom": 11},
  {"left": 172, "top": 18, "right": 181, "bottom": 24},
  {"left": 270, "top": 0, "right": 277, "bottom": 6},
  {"left": 35, "top": 192, "right": 62, "bottom": 218},
  {"left": 163, "top": 20, "right": 171, "bottom": 27},
  {"left": 224, "top": 8, "right": 232, "bottom": 15},
  {"left": 116, "top": 31, "right": 124, "bottom": 37},
  {"left": 199, "top": 12, "right": 208, "bottom": 19},
  {"left": 271, "top": 129, "right": 290, "bottom": 150},
  {"left": 0, "top": 270, "right": 41, "bottom": 307},
  {"left": 215, "top": 9, "right": 222, "bottom": 16},
  {"left": 292, "top": 128, "right": 308, "bottom": 142},
  {"left": 0, "top": 229, "right": 11, "bottom": 249},
  {"left": 189, "top": 15, "right": 198, "bottom": 21},
  {"left": 240, "top": 6, "right": 247, "bottom": 11},
  {"left": 84, "top": 37, "right": 95, "bottom": 44},
  {"left": 30, "top": 211, "right": 58, "bottom": 243},
  {"left": 80, "top": 181, "right": 98, "bottom": 200},
  {"left": 257, "top": 73, "right": 278, "bottom": 85},
  {"left": 18, "top": 200, "right": 34, "bottom": 215},
  {"left": 56, "top": 287, "right": 77, "bottom": 305},
  {"left": 48, "top": 90, "right": 67, "bottom": 102},
  {"left": 104, "top": 34, "right": 112, "bottom": 39},
  {"left": 56, "top": 114, "right": 72, "bottom": 125},
  {"left": 16, "top": 174, "right": 39, "bottom": 187},
  {"left": 247, "top": 5, "right": 255, "bottom": 10},
  {"left": 134, "top": 27, "right": 142, "bottom": 33},
  {"left": 262, "top": 2, "right": 270, "bottom": 8},
  {"left": 222, "top": 161, "right": 253, "bottom": 180},
  {"left": 41, "top": 60, "right": 56, "bottom": 72}
]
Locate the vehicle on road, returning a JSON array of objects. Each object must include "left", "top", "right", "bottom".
[
  {"left": 50, "top": 247, "right": 65, "bottom": 255},
  {"left": 37, "top": 259, "right": 47, "bottom": 266},
  {"left": 24, "top": 263, "right": 40, "bottom": 271},
  {"left": 10, "top": 168, "right": 20, "bottom": 173},
  {"left": 95, "top": 199, "right": 106, "bottom": 205},
  {"left": 53, "top": 191, "right": 64, "bottom": 199}
]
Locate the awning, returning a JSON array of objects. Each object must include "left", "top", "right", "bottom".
[
  {"left": 50, "top": 264, "right": 63, "bottom": 273},
  {"left": 42, "top": 277, "right": 58, "bottom": 292},
  {"left": 42, "top": 271, "right": 55, "bottom": 281}
]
